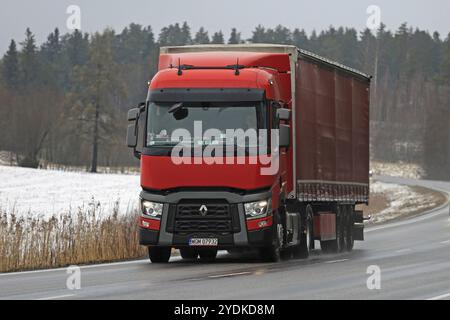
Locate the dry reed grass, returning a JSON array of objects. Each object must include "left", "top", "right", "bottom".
[{"left": 0, "top": 200, "right": 146, "bottom": 273}]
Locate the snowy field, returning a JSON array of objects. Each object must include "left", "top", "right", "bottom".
[
  {"left": 0, "top": 163, "right": 438, "bottom": 223},
  {"left": 0, "top": 165, "right": 140, "bottom": 218},
  {"left": 371, "top": 161, "right": 424, "bottom": 180}
]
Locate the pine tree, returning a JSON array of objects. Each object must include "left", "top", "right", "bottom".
[
  {"left": 159, "top": 23, "right": 191, "bottom": 46},
  {"left": 2, "top": 40, "right": 20, "bottom": 90},
  {"left": 441, "top": 33, "right": 450, "bottom": 84},
  {"left": 63, "top": 29, "right": 90, "bottom": 67},
  {"left": 181, "top": 22, "right": 192, "bottom": 45},
  {"left": 69, "top": 30, "right": 126, "bottom": 172},
  {"left": 41, "top": 28, "right": 64, "bottom": 88},
  {"left": 228, "top": 28, "right": 241, "bottom": 44},
  {"left": 20, "top": 28, "right": 39, "bottom": 89},
  {"left": 211, "top": 31, "right": 225, "bottom": 44},
  {"left": 194, "top": 27, "right": 210, "bottom": 44},
  {"left": 251, "top": 25, "right": 267, "bottom": 43},
  {"left": 271, "top": 25, "right": 292, "bottom": 44},
  {"left": 292, "top": 29, "right": 308, "bottom": 49}
]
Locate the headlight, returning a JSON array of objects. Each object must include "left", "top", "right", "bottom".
[
  {"left": 244, "top": 199, "right": 271, "bottom": 220},
  {"left": 141, "top": 200, "right": 163, "bottom": 219}
]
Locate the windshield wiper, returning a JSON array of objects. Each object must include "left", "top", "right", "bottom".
[{"left": 168, "top": 102, "right": 184, "bottom": 114}]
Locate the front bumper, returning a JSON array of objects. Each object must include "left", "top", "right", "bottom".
[{"left": 139, "top": 189, "right": 273, "bottom": 248}]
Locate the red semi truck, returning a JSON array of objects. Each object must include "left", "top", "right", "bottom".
[{"left": 127, "top": 44, "right": 370, "bottom": 263}]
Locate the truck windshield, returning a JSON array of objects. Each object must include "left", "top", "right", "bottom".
[{"left": 146, "top": 101, "right": 268, "bottom": 154}]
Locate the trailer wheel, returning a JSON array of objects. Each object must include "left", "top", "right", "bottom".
[
  {"left": 198, "top": 248, "right": 218, "bottom": 262},
  {"left": 294, "top": 205, "right": 314, "bottom": 259},
  {"left": 346, "top": 206, "right": 355, "bottom": 251},
  {"left": 180, "top": 248, "right": 198, "bottom": 260},
  {"left": 259, "top": 213, "right": 282, "bottom": 262},
  {"left": 148, "top": 246, "right": 171, "bottom": 263}
]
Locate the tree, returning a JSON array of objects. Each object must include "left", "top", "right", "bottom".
[
  {"left": 69, "top": 30, "right": 126, "bottom": 172},
  {"left": 40, "top": 28, "right": 64, "bottom": 89},
  {"left": 211, "top": 31, "right": 225, "bottom": 44},
  {"left": 292, "top": 29, "right": 309, "bottom": 49},
  {"left": 159, "top": 23, "right": 191, "bottom": 46},
  {"left": 19, "top": 28, "right": 39, "bottom": 90},
  {"left": 251, "top": 25, "right": 267, "bottom": 43},
  {"left": 228, "top": 28, "right": 241, "bottom": 44},
  {"left": 2, "top": 40, "right": 20, "bottom": 90},
  {"left": 181, "top": 22, "right": 192, "bottom": 45},
  {"left": 194, "top": 27, "right": 210, "bottom": 44},
  {"left": 440, "top": 33, "right": 450, "bottom": 84},
  {"left": 63, "top": 29, "right": 89, "bottom": 67}
]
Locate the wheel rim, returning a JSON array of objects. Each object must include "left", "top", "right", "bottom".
[
  {"left": 305, "top": 218, "right": 311, "bottom": 250},
  {"left": 277, "top": 223, "right": 283, "bottom": 248}
]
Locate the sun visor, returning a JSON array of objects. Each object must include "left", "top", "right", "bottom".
[{"left": 148, "top": 88, "right": 265, "bottom": 102}]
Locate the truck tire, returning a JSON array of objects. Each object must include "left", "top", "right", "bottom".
[
  {"left": 259, "top": 213, "right": 283, "bottom": 262},
  {"left": 294, "top": 205, "right": 314, "bottom": 259},
  {"left": 148, "top": 246, "right": 171, "bottom": 263},
  {"left": 198, "top": 248, "right": 218, "bottom": 262},
  {"left": 320, "top": 205, "right": 344, "bottom": 254},
  {"left": 180, "top": 248, "right": 198, "bottom": 260},
  {"left": 346, "top": 206, "right": 355, "bottom": 251}
]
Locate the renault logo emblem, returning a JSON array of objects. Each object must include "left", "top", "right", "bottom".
[{"left": 199, "top": 205, "right": 208, "bottom": 216}]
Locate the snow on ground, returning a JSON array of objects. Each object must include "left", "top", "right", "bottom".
[
  {"left": 371, "top": 161, "right": 424, "bottom": 180},
  {"left": 0, "top": 165, "right": 140, "bottom": 219},
  {"left": 0, "top": 163, "right": 439, "bottom": 223},
  {"left": 368, "top": 181, "right": 437, "bottom": 223}
]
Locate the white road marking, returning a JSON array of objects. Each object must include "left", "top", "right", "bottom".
[
  {"left": 36, "top": 294, "right": 75, "bottom": 300},
  {"left": 395, "top": 248, "right": 413, "bottom": 253},
  {"left": 324, "top": 259, "right": 349, "bottom": 264},
  {"left": 0, "top": 259, "right": 148, "bottom": 277},
  {"left": 440, "top": 240, "right": 450, "bottom": 244},
  {"left": 208, "top": 272, "right": 251, "bottom": 278},
  {"left": 427, "top": 292, "right": 450, "bottom": 300}
]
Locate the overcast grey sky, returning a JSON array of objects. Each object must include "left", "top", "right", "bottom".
[{"left": 1, "top": 0, "right": 449, "bottom": 54}]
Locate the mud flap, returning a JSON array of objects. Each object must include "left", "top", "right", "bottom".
[{"left": 353, "top": 223, "right": 364, "bottom": 241}]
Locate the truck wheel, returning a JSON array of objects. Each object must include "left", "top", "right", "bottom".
[
  {"left": 294, "top": 205, "right": 314, "bottom": 259},
  {"left": 180, "top": 248, "right": 198, "bottom": 260},
  {"left": 259, "top": 213, "right": 283, "bottom": 262},
  {"left": 148, "top": 246, "right": 171, "bottom": 263},
  {"left": 346, "top": 206, "right": 355, "bottom": 251},
  {"left": 198, "top": 248, "right": 218, "bottom": 262},
  {"left": 320, "top": 206, "right": 344, "bottom": 254}
]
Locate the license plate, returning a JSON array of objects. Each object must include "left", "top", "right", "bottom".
[{"left": 189, "top": 238, "right": 218, "bottom": 247}]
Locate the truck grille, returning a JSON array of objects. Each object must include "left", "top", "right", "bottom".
[
  {"left": 170, "top": 200, "right": 237, "bottom": 234},
  {"left": 175, "top": 220, "right": 232, "bottom": 233},
  {"left": 177, "top": 203, "right": 229, "bottom": 219}
]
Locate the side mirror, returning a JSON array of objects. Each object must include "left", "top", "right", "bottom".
[
  {"left": 127, "top": 108, "right": 139, "bottom": 121},
  {"left": 277, "top": 108, "right": 291, "bottom": 121},
  {"left": 279, "top": 124, "right": 291, "bottom": 148},
  {"left": 126, "top": 124, "right": 137, "bottom": 148}
]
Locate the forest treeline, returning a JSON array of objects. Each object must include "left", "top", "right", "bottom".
[{"left": 0, "top": 23, "right": 449, "bottom": 178}]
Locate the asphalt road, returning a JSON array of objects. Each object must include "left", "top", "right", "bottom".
[{"left": 1, "top": 176, "right": 449, "bottom": 300}]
